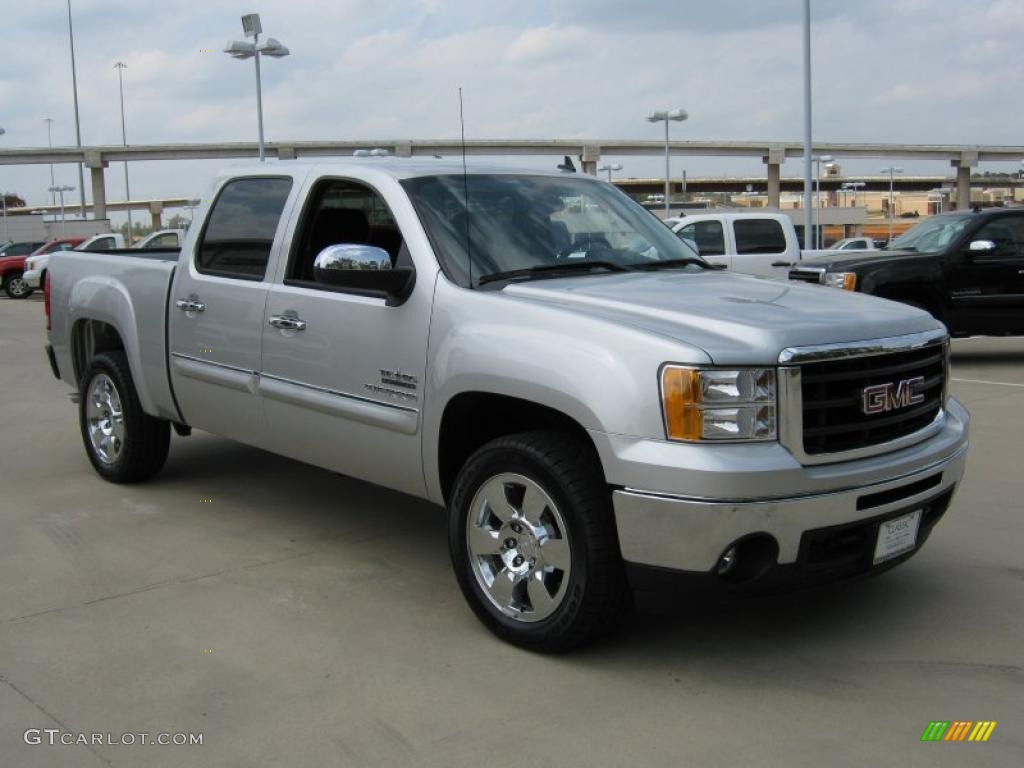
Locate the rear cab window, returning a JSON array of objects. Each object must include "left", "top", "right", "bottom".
[
  {"left": 196, "top": 177, "right": 294, "bottom": 280},
  {"left": 733, "top": 218, "right": 787, "bottom": 254}
]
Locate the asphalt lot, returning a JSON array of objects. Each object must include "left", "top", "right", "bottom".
[{"left": 1, "top": 292, "right": 1021, "bottom": 767}]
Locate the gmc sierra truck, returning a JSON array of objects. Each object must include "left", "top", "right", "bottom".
[
  {"left": 45, "top": 160, "right": 970, "bottom": 651},
  {"left": 790, "top": 207, "right": 1024, "bottom": 337}
]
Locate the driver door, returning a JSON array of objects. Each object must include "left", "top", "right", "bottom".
[
  {"left": 950, "top": 215, "right": 1024, "bottom": 335},
  {"left": 259, "top": 176, "right": 434, "bottom": 498}
]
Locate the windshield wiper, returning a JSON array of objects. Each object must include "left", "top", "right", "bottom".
[
  {"left": 478, "top": 260, "right": 634, "bottom": 285},
  {"left": 632, "top": 257, "right": 721, "bottom": 271}
]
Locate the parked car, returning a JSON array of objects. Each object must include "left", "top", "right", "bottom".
[
  {"left": 46, "top": 161, "right": 969, "bottom": 651},
  {"left": 24, "top": 233, "right": 125, "bottom": 290},
  {"left": 0, "top": 241, "right": 46, "bottom": 259},
  {"left": 1, "top": 236, "right": 85, "bottom": 299},
  {"left": 672, "top": 212, "right": 801, "bottom": 276},
  {"left": 133, "top": 229, "right": 185, "bottom": 250},
  {"left": 830, "top": 237, "right": 878, "bottom": 251},
  {"left": 789, "top": 208, "right": 1024, "bottom": 337}
]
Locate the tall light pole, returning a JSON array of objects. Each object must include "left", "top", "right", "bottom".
[
  {"left": 646, "top": 109, "right": 688, "bottom": 217},
  {"left": 224, "top": 13, "right": 290, "bottom": 162},
  {"left": 881, "top": 166, "right": 903, "bottom": 243},
  {"left": 0, "top": 126, "right": 7, "bottom": 243},
  {"left": 842, "top": 181, "right": 865, "bottom": 207},
  {"left": 49, "top": 185, "right": 75, "bottom": 236},
  {"left": 597, "top": 163, "right": 622, "bottom": 182},
  {"left": 66, "top": 0, "right": 86, "bottom": 216},
  {"left": 813, "top": 154, "right": 833, "bottom": 248},
  {"left": 114, "top": 62, "right": 134, "bottom": 244},
  {"left": 44, "top": 118, "right": 57, "bottom": 206},
  {"left": 801, "top": 0, "right": 813, "bottom": 249}
]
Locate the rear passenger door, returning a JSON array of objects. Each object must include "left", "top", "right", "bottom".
[
  {"left": 259, "top": 176, "right": 434, "bottom": 498},
  {"left": 168, "top": 175, "right": 299, "bottom": 446},
  {"left": 731, "top": 217, "right": 790, "bottom": 276}
]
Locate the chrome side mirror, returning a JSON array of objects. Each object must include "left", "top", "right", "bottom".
[
  {"left": 968, "top": 239, "right": 996, "bottom": 252},
  {"left": 314, "top": 244, "right": 392, "bottom": 275},
  {"left": 312, "top": 244, "right": 414, "bottom": 301}
]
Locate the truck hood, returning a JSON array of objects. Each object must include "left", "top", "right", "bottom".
[
  {"left": 502, "top": 270, "right": 940, "bottom": 366},
  {"left": 796, "top": 249, "right": 924, "bottom": 270}
]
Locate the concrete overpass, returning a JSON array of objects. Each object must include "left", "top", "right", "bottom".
[
  {"left": 8, "top": 198, "right": 195, "bottom": 229},
  {"left": 2, "top": 139, "right": 1022, "bottom": 218}
]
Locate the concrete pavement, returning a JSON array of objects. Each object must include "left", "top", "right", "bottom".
[{"left": 1, "top": 294, "right": 1021, "bottom": 767}]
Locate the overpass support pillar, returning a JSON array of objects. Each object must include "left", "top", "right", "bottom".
[
  {"left": 85, "top": 151, "right": 109, "bottom": 220},
  {"left": 763, "top": 146, "right": 785, "bottom": 209},
  {"left": 952, "top": 151, "right": 977, "bottom": 211},
  {"left": 580, "top": 145, "right": 600, "bottom": 176},
  {"left": 149, "top": 202, "right": 164, "bottom": 230}
]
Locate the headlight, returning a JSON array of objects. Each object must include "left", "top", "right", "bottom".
[
  {"left": 823, "top": 271, "right": 857, "bottom": 290},
  {"left": 660, "top": 366, "right": 777, "bottom": 442}
]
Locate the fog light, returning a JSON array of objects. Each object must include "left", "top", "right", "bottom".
[{"left": 716, "top": 546, "right": 737, "bottom": 576}]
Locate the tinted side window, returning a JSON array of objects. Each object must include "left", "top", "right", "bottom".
[
  {"left": 286, "top": 179, "right": 406, "bottom": 285},
  {"left": 197, "top": 177, "right": 293, "bottom": 279},
  {"left": 734, "top": 219, "right": 787, "bottom": 254},
  {"left": 84, "top": 236, "right": 115, "bottom": 251},
  {"left": 679, "top": 221, "right": 725, "bottom": 256},
  {"left": 973, "top": 217, "right": 1024, "bottom": 260}
]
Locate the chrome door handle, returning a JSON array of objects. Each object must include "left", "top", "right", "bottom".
[
  {"left": 268, "top": 314, "right": 306, "bottom": 331},
  {"left": 175, "top": 299, "right": 206, "bottom": 312}
]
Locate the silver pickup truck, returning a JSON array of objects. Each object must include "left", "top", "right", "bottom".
[{"left": 45, "top": 159, "right": 969, "bottom": 651}]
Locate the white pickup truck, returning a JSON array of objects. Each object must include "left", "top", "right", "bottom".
[
  {"left": 671, "top": 212, "right": 801, "bottom": 276},
  {"left": 45, "top": 160, "right": 969, "bottom": 650},
  {"left": 24, "top": 232, "right": 125, "bottom": 290}
]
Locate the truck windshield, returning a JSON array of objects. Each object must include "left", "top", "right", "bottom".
[
  {"left": 888, "top": 213, "right": 972, "bottom": 252},
  {"left": 402, "top": 174, "right": 706, "bottom": 286}
]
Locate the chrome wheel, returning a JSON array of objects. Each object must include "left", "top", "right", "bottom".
[
  {"left": 7, "top": 276, "right": 29, "bottom": 297},
  {"left": 466, "top": 472, "right": 572, "bottom": 622},
  {"left": 86, "top": 373, "right": 125, "bottom": 464}
]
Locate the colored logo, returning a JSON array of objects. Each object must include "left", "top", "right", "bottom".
[{"left": 921, "top": 721, "right": 997, "bottom": 742}]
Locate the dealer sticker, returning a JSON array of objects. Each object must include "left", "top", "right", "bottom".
[{"left": 873, "top": 509, "right": 922, "bottom": 564}]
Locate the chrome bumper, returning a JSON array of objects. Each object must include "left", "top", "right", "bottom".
[{"left": 612, "top": 428, "right": 968, "bottom": 573}]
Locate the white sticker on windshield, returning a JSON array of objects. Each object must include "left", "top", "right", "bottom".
[{"left": 567, "top": 251, "right": 587, "bottom": 259}]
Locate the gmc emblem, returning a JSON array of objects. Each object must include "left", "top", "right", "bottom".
[{"left": 861, "top": 376, "right": 925, "bottom": 415}]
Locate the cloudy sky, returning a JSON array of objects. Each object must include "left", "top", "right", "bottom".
[{"left": 2, "top": 0, "right": 1023, "bottom": 220}]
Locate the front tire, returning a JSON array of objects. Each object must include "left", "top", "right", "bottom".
[
  {"left": 449, "top": 431, "right": 629, "bottom": 652},
  {"left": 79, "top": 351, "right": 170, "bottom": 483},
  {"left": 3, "top": 273, "right": 33, "bottom": 299}
]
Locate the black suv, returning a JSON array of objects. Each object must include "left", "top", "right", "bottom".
[{"left": 790, "top": 208, "right": 1024, "bottom": 337}]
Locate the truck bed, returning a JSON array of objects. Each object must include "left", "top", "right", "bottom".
[{"left": 48, "top": 249, "right": 181, "bottom": 423}]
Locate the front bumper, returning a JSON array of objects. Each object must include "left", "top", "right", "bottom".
[
  {"left": 606, "top": 398, "right": 969, "bottom": 583},
  {"left": 23, "top": 268, "right": 42, "bottom": 289}
]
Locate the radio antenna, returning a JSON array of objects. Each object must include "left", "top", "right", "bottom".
[{"left": 459, "top": 87, "right": 473, "bottom": 288}]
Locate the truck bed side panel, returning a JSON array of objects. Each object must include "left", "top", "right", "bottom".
[{"left": 49, "top": 251, "right": 179, "bottom": 421}]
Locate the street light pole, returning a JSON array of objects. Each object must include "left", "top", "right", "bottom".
[
  {"left": 114, "top": 62, "right": 134, "bottom": 243},
  {"left": 49, "top": 185, "right": 75, "bottom": 236},
  {"left": 813, "top": 154, "right": 832, "bottom": 248},
  {"left": 646, "top": 109, "right": 688, "bottom": 217},
  {"left": 0, "top": 126, "right": 7, "bottom": 243},
  {"left": 66, "top": 0, "right": 86, "bottom": 216},
  {"left": 801, "top": 0, "right": 813, "bottom": 249},
  {"left": 225, "top": 14, "right": 289, "bottom": 163},
  {"left": 44, "top": 118, "right": 56, "bottom": 205},
  {"left": 597, "top": 163, "right": 622, "bottom": 182},
  {"left": 881, "top": 166, "right": 903, "bottom": 243}
]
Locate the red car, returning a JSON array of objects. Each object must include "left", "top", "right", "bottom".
[{"left": 0, "top": 236, "right": 85, "bottom": 299}]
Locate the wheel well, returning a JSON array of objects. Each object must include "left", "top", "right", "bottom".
[
  {"left": 437, "top": 392, "right": 599, "bottom": 504},
  {"left": 71, "top": 319, "right": 126, "bottom": 385}
]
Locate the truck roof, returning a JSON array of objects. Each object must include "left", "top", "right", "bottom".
[{"left": 219, "top": 157, "right": 595, "bottom": 181}]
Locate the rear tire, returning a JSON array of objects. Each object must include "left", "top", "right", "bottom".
[
  {"left": 79, "top": 351, "right": 170, "bottom": 483},
  {"left": 3, "top": 272, "right": 33, "bottom": 299},
  {"left": 449, "top": 431, "right": 630, "bottom": 652}
]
